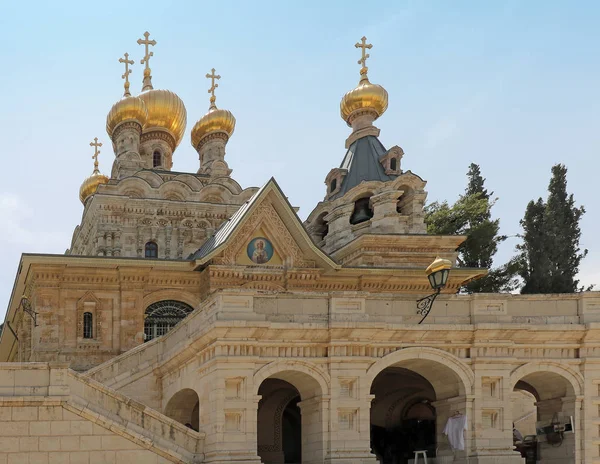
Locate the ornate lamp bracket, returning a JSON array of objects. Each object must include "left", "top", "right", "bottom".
[
  {"left": 19, "top": 296, "right": 38, "bottom": 327},
  {"left": 416, "top": 288, "right": 441, "bottom": 324}
]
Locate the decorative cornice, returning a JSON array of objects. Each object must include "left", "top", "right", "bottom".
[
  {"left": 141, "top": 129, "right": 177, "bottom": 151},
  {"left": 196, "top": 131, "right": 229, "bottom": 151},
  {"left": 112, "top": 120, "right": 143, "bottom": 141}
]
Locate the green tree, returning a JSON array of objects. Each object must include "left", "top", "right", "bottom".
[
  {"left": 517, "top": 164, "right": 588, "bottom": 293},
  {"left": 515, "top": 198, "right": 551, "bottom": 293},
  {"left": 425, "top": 163, "right": 516, "bottom": 292}
]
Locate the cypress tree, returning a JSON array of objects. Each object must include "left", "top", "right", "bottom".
[
  {"left": 518, "top": 164, "right": 587, "bottom": 293},
  {"left": 516, "top": 198, "right": 552, "bottom": 293}
]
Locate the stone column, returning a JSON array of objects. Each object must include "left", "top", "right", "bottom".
[
  {"left": 580, "top": 361, "right": 599, "bottom": 464},
  {"left": 298, "top": 395, "right": 329, "bottom": 464},
  {"left": 113, "top": 231, "right": 122, "bottom": 257},
  {"left": 468, "top": 365, "right": 523, "bottom": 463},
  {"left": 165, "top": 224, "right": 172, "bottom": 259},
  {"left": 323, "top": 204, "right": 355, "bottom": 254},
  {"left": 200, "top": 365, "right": 262, "bottom": 464},
  {"left": 326, "top": 369, "right": 378, "bottom": 464},
  {"left": 370, "top": 190, "right": 406, "bottom": 234}
]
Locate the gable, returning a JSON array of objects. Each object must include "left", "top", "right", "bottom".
[{"left": 192, "top": 178, "right": 338, "bottom": 271}]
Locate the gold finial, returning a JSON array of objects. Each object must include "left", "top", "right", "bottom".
[
  {"left": 355, "top": 36, "right": 373, "bottom": 82},
  {"left": 118, "top": 52, "right": 134, "bottom": 97},
  {"left": 90, "top": 137, "right": 102, "bottom": 173},
  {"left": 206, "top": 68, "right": 221, "bottom": 109},
  {"left": 137, "top": 31, "right": 157, "bottom": 91}
]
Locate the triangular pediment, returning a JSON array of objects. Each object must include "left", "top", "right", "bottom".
[{"left": 192, "top": 178, "right": 339, "bottom": 271}]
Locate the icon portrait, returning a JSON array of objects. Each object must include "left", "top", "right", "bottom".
[{"left": 247, "top": 237, "right": 274, "bottom": 264}]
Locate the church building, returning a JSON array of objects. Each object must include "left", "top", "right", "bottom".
[{"left": 0, "top": 33, "right": 597, "bottom": 464}]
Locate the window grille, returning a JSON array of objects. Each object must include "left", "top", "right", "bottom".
[
  {"left": 83, "top": 312, "right": 93, "bottom": 339},
  {"left": 144, "top": 300, "right": 194, "bottom": 342},
  {"left": 153, "top": 150, "right": 162, "bottom": 167}
]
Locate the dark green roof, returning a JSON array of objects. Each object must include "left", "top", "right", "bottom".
[{"left": 330, "top": 135, "right": 394, "bottom": 200}]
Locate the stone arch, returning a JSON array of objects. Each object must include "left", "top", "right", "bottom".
[
  {"left": 368, "top": 348, "right": 472, "bottom": 462},
  {"left": 343, "top": 181, "right": 385, "bottom": 203},
  {"left": 198, "top": 184, "right": 233, "bottom": 203},
  {"left": 510, "top": 362, "right": 582, "bottom": 462},
  {"left": 253, "top": 360, "right": 330, "bottom": 400},
  {"left": 391, "top": 171, "right": 426, "bottom": 192},
  {"left": 208, "top": 176, "right": 244, "bottom": 195},
  {"left": 172, "top": 174, "right": 205, "bottom": 191},
  {"left": 164, "top": 388, "right": 200, "bottom": 431},
  {"left": 142, "top": 290, "right": 200, "bottom": 311},
  {"left": 116, "top": 177, "right": 154, "bottom": 197},
  {"left": 134, "top": 170, "right": 163, "bottom": 188},
  {"left": 510, "top": 362, "right": 583, "bottom": 398},
  {"left": 159, "top": 180, "right": 193, "bottom": 201},
  {"left": 366, "top": 347, "right": 474, "bottom": 398},
  {"left": 255, "top": 361, "right": 328, "bottom": 464}
]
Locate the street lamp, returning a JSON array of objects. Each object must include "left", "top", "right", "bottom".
[{"left": 417, "top": 257, "right": 452, "bottom": 324}]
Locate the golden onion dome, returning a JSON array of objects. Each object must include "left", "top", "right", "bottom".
[
  {"left": 340, "top": 75, "right": 388, "bottom": 125},
  {"left": 106, "top": 95, "right": 148, "bottom": 138},
  {"left": 80, "top": 138, "right": 109, "bottom": 204},
  {"left": 139, "top": 89, "right": 187, "bottom": 147},
  {"left": 79, "top": 168, "right": 109, "bottom": 204},
  {"left": 191, "top": 105, "right": 236, "bottom": 149}
]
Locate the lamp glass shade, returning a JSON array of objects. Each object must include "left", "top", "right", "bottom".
[{"left": 428, "top": 268, "right": 450, "bottom": 290}]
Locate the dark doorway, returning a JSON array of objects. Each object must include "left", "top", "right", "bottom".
[
  {"left": 258, "top": 379, "right": 302, "bottom": 464},
  {"left": 370, "top": 368, "right": 436, "bottom": 464}
]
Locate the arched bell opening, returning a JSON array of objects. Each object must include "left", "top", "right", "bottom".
[
  {"left": 396, "top": 185, "right": 415, "bottom": 215},
  {"left": 313, "top": 212, "right": 329, "bottom": 243},
  {"left": 350, "top": 196, "right": 374, "bottom": 225}
]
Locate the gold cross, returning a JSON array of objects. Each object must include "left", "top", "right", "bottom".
[
  {"left": 206, "top": 68, "right": 221, "bottom": 108},
  {"left": 355, "top": 36, "right": 373, "bottom": 78},
  {"left": 90, "top": 137, "right": 102, "bottom": 172},
  {"left": 138, "top": 31, "right": 157, "bottom": 91},
  {"left": 118, "top": 52, "right": 134, "bottom": 96},
  {"left": 137, "top": 31, "right": 156, "bottom": 71}
]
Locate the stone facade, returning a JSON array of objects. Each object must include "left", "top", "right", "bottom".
[
  {"left": 2, "top": 182, "right": 599, "bottom": 462},
  {"left": 1, "top": 33, "right": 596, "bottom": 464}
]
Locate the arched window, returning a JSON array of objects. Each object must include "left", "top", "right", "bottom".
[
  {"left": 83, "top": 312, "right": 93, "bottom": 339},
  {"left": 330, "top": 178, "right": 337, "bottom": 193},
  {"left": 145, "top": 241, "right": 158, "bottom": 258},
  {"left": 153, "top": 150, "right": 162, "bottom": 168},
  {"left": 144, "top": 300, "right": 194, "bottom": 342},
  {"left": 390, "top": 158, "right": 397, "bottom": 171}
]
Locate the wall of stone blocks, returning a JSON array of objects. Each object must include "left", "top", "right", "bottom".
[{"left": 0, "top": 403, "right": 171, "bottom": 464}]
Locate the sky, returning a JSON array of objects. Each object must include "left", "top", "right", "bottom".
[{"left": 0, "top": 0, "right": 599, "bottom": 319}]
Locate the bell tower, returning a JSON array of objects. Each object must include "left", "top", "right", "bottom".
[{"left": 305, "top": 37, "right": 428, "bottom": 265}]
